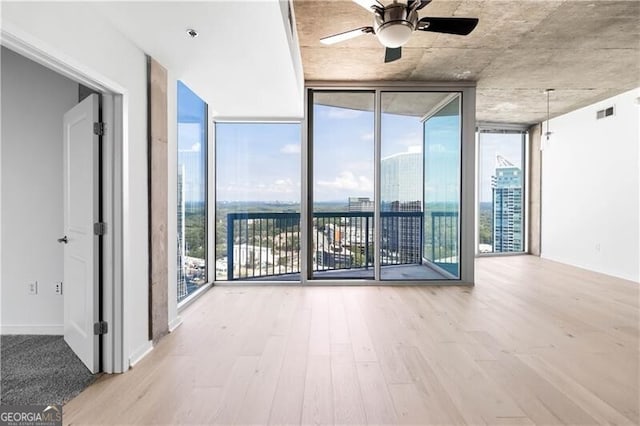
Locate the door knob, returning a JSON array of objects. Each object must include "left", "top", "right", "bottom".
[{"left": 57, "top": 236, "right": 68, "bottom": 244}]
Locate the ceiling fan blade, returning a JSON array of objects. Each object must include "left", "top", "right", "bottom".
[
  {"left": 409, "top": 0, "right": 432, "bottom": 11},
  {"left": 417, "top": 17, "right": 479, "bottom": 35},
  {"left": 384, "top": 47, "right": 402, "bottom": 63},
  {"left": 320, "top": 26, "right": 374, "bottom": 45},
  {"left": 352, "top": 0, "right": 383, "bottom": 13}
]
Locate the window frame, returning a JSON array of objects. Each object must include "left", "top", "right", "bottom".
[
  {"left": 210, "top": 81, "right": 476, "bottom": 285},
  {"left": 475, "top": 124, "right": 528, "bottom": 257},
  {"left": 176, "top": 80, "right": 209, "bottom": 307}
]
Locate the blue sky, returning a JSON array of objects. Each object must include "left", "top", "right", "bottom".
[
  {"left": 179, "top": 82, "right": 520, "bottom": 205},
  {"left": 216, "top": 122, "right": 301, "bottom": 202},
  {"left": 478, "top": 132, "right": 524, "bottom": 202},
  {"left": 178, "top": 81, "right": 206, "bottom": 203},
  {"left": 214, "top": 106, "right": 422, "bottom": 203},
  {"left": 215, "top": 104, "right": 461, "bottom": 204},
  {"left": 313, "top": 105, "right": 375, "bottom": 202}
]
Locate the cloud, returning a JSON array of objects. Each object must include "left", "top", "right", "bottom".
[
  {"left": 280, "top": 143, "right": 301, "bottom": 154},
  {"left": 389, "top": 131, "right": 422, "bottom": 147},
  {"left": 270, "top": 178, "right": 299, "bottom": 194},
  {"left": 360, "top": 131, "right": 374, "bottom": 141},
  {"left": 326, "top": 108, "right": 364, "bottom": 119},
  {"left": 221, "top": 179, "right": 299, "bottom": 195},
  {"left": 177, "top": 122, "right": 203, "bottom": 150},
  {"left": 218, "top": 178, "right": 301, "bottom": 202},
  {"left": 317, "top": 171, "right": 373, "bottom": 192},
  {"left": 178, "top": 142, "right": 201, "bottom": 153},
  {"left": 344, "top": 161, "right": 373, "bottom": 173}
]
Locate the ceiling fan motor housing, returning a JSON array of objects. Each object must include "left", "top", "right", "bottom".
[{"left": 374, "top": 3, "right": 419, "bottom": 48}]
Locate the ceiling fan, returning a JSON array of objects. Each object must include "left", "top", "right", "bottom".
[{"left": 320, "top": 0, "right": 479, "bottom": 63}]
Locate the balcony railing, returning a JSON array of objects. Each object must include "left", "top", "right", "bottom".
[
  {"left": 225, "top": 211, "right": 456, "bottom": 280},
  {"left": 429, "top": 211, "right": 458, "bottom": 275}
]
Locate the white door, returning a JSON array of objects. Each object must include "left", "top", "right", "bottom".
[{"left": 62, "top": 94, "right": 100, "bottom": 373}]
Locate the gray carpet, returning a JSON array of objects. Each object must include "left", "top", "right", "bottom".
[{"left": 1, "top": 335, "right": 97, "bottom": 405}]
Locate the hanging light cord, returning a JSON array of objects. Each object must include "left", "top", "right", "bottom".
[{"left": 545, "top": 89, "right": 553, "bottom": 141}]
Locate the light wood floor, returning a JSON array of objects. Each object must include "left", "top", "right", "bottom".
[{"left": 64, "top": 256, "right": 639, "bottom": 425}]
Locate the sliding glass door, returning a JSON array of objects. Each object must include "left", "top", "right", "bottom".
[
  {"left": 307, "top": 89, "right": 462, "bottom": 282},
  {"left": 311, "top": 92, "right": 375, "bottom": 279},
  {"left": 380, "top": 92, "right": 461, "bottom": 280}
]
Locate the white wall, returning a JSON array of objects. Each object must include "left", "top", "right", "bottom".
[
  {"left": 0, "top": 47, "right": 78, "bottom": 334},
  {"left": 94, "top": 1, "right": 304, "bottom": 120},
  {"left": 1, "top": 2, "right": 151, "bottom": 365},
  {"left": 541, "top": 88, "right": 640, "bottom": 282}
]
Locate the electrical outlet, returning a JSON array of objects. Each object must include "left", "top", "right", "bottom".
[
  {"left": 55, "top": 282, "right": 63, "bottom": 295},
  {"left": 28, "top": 281, "right": 38, "bottom": 295}
]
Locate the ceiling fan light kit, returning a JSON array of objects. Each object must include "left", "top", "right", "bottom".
[
  {"left": 375, "top": 3, "right": 418, "bottom": 48},
  {"left": 320, "top": 0, "right": 479, "bottom": 63}
]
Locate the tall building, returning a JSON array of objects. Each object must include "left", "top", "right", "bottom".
[
  {"left": 381, "top": 149, "right": 422, "bottom": 263},
  {"left": 492, "top": 154, "right": 523, "bottom": 252},
  {"left": 381, "top": 149, "right": 421, "bottom": 206},
  {"left": 348, "top": 196, "right": 374, "bottom": 212},
  {"left": 177, "top": 165, "right": 188, "bottom": 301}
]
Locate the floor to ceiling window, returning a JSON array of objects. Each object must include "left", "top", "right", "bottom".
[
  {"left": 177, "top": 81, "right": 207, "bottom": 302},
  {"left": 215, "top": 123, "right": 301, "bottom": 281},
  {"left": 477, "top": 129, "right": 526, "bottom": 254},
  {"left": 312, "top": 92, "right": 375, "bottom": 279},
  {"left": 211, "top": 85, "right": 474, "bottom": 284}
]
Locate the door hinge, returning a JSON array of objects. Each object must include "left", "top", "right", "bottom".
[
  {"left": 93, "top": 122, "right": 105, "bottom": 136},
  {"left": 94, "top": 321, "right": 108, "bottom": 335},
  {"left": 94, "top": 222, "right": 107, "bottom": 236}
]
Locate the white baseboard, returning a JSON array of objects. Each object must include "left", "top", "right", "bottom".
[
  {"left": 1, "top": 324, "right": 63, "bottom": 335},
  {"left": 129, "top": 340, "right": 153, "bottom": 367},
  {"left": 168, "top": 316, "right": 183, "bottom": 333}
]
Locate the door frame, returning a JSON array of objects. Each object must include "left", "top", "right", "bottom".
[{"left": 1, "top": 30, "right": 125, "bottom": 373}]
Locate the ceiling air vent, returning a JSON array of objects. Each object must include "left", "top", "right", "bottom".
[{"left": 596, "top": 106, "right": 614, "bottom": 120}]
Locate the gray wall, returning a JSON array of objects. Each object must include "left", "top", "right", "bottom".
[
  {"left": 148, "top": 57, "right": 169, "bottom": 343},
  {"left": 528, "top": 123, "right": 541, "bottom": 256},
  {"left": 1, "top": 46, "right": 78, "bottom": 333}
]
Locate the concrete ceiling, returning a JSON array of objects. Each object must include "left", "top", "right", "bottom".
[
  {"left": 294, "top": 0, "right": 640, "bottom": 125},
  {"left": 314, "top": 90, "right": 454, "bottom": 117},
  {"left": 94, "top": 1, "right": 304, "bottom": 119}
]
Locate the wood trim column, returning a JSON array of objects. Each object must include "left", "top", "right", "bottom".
[{"left": 148, "top": 57, "right": 169, "bottom": 342}]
